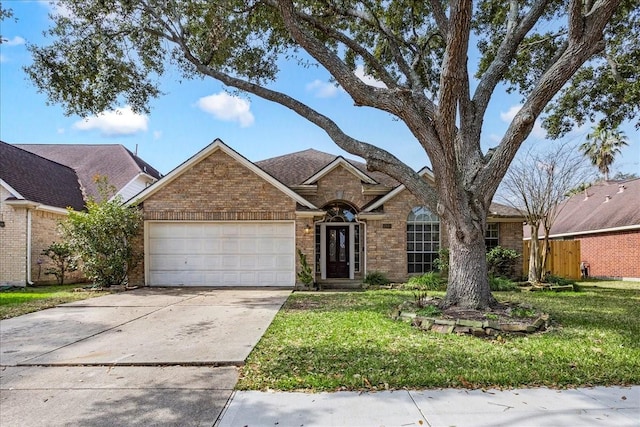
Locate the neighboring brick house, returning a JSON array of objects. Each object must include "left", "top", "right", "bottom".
[
  {"left": 525, "top": 178, "right": 640, "bottom": 280},
  {"left": 128, "top": 139, "right": 524, "bottom": 287},
  {"left": 0, "top": 142, "right": 161, "bottom": 286}
]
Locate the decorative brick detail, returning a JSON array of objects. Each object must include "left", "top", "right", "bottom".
[
  {"left": 578, "top": 230, "right": 640, "bottom": 279},
  {"left": 304, "top": 166, "right": 378, "bottom": 209}
]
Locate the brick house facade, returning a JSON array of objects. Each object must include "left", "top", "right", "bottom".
[
  {"left": 128, "top": 139, "right": 524, "bottom": 287},
  {"left": 524, "top": 178, "right": 640, "bottom": 281}
]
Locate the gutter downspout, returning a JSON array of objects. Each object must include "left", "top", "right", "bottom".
[{"left": 26, "top": 207, "right": 34, "bottom": 285}]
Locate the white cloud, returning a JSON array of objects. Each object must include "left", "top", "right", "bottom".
[
  {"left": 153, "top": 130, "right": 162, "bottom": 140},
  {"left": 0, "top": 54, "right": 6, "bottom": 63},
  {"left": 39, "top": 0, "right": 74, "bottom": 18},
  {"left": 57, "top": 127, "right": 65, "bottom": 134},
  {"left": 306, "top": 79, "right": 340, "bottom": 98},
  {"left": 196, "top": 92, "right": 254, "bottom": 127},
  {"left": 3, "top": 36, "right": 25, "bottom": 46},
  {"left": 73, "top": 106, "right": 149, "bottom": 136},
  {"left": 500, "top": 104, "right": 546, "bottom": 139},
  {"left": 500, "top": 104, "right": 522, "bottom": 123},
  {"left": 355, "top": 65, "right": 386, "bottom": 88}
]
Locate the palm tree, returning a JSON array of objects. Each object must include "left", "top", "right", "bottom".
[{"left": 580, "top": 124, "right": 629, "bottom": 181}]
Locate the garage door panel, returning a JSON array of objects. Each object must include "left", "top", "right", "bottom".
[{"left": 148, "top": 222, "right": 294, "bottom": 286}]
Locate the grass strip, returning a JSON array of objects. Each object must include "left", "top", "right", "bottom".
[{"left": 0, "top": 285, "right": 109, "bottom": 319}]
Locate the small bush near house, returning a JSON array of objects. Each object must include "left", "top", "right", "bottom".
[
  {"left": 296, "top": 249, "right": 314, "bottom": 288},
  {"left": 486, "top": 246, "right": 520, "bottom": 279},
  {"left": 489, "top": 276, "right": 519, "bottom": 291},
  {"left": 61, "top": 177, "right": 142, "bottom": 288},
  {"left": 42, "top": 242, "right": 78, "bottom": 285},
  {"left": 545, "top": 274, "right": 576, "bottom": 287},
  {"left": 405, "top": 272, "right": 447, "bottom": 291},
  {"left": 363, "top": 271, "right": 391, "bottom": 287},
  {"left": 433, "top": 248, "right": 449, "bottom": 276}
]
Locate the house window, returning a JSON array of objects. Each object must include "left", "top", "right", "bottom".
[
  {"left": 407, "top": 206, "right": 440, "bottom": 273},
  {"left": 485, "top": 223, "right": 499, "bottom": 249},
  {"left": 324, "top": 202, "right": 357, "bottom": 222}
]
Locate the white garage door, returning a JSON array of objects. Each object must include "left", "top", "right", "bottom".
[{"left": 147, "top": 222, "right": 295, "bottom": 286}]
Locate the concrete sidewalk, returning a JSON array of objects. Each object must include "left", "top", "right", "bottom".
[
  {"left": 0, "top": 288, "right": 290, "bottom": 426},
  {"left": 217, "top": 386, "right": 640, "bottom": 426}
]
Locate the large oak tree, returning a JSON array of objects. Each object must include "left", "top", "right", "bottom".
[{"left": 25, "top": 0, "right": 639, "bottom": 309}]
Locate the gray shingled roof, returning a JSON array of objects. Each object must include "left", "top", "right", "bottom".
[
  {"left": 256, "top": 148, "right": 522, "bottom": 218},
  {"left": 546, "top": 179, "right": 640, "bottom": 236},
  {"left": 16, "top": 144, "right": 162, "bottom": 201},
  {"left": 0, "top": 141, "right": 85, "bottom": 211},
  {"left": 256, "top": 148, "right": 399, "bottom": 187}
]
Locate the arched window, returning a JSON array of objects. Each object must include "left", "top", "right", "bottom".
[
  {"left": 407, "top": 206, "right": 440, "bottom": 273},
  {"left": 324, "top": 202, "right": 358, "bottom": 222}
]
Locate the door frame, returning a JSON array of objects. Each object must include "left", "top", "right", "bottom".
[{"left": 318, "top": 222, "right": 359, "bottom": 280}]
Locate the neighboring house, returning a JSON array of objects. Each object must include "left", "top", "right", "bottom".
[
  {"left": 524, "top": 178, "right": 640, "bottom": 280},
  {"left": 0, "top": 142, "right": 162, "bottom": 286},
  {"left": 127, "top": 139, "right": 524, "bottom": 288},
  {"left": 16, "top": 144, "right": 162, "bottom": 202}
]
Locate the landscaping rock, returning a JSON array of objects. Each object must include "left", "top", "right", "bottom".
[
  {"left": 456, "top": 319, "right": 484, "bottom": 328},
  {"left": 431, "top": 324, "right": 455, "bottom": 334},
  {"left": 472, "top": 328, "right": 486, "bottom": 337},
  {"left": 499, "top": 323, "right": 529, "bottom": 333}
]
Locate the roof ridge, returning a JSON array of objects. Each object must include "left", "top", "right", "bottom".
[{"left": 6, "top": 142, "right": 78, "bottom": 173}]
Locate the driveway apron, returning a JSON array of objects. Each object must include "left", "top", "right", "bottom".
[{"left": 0, "top": 287, "right": 290, "bottom": 427}]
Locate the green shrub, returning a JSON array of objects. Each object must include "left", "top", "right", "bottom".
[
  {"left": 545, "top": 274, "right": 576, "bottom": 286},
  {"left": 42, "top": 241, "right": 78, "bottom": 285},
  {"left": 489, "top": 276, "right": 518, "bottom": 291},
  {"left": 433, "top": 248, "right": 449, "bottom": 276},
  {"left": 363, "top": 271, "right": 391, "bottom": 287},
  {"left": 405, "top": 272, "right": 446, "bottom": 291},
  {"left": 296, "top": 249, "right": 314, "bottom": 288},
  {"left": 486, "top": 246, "right": 520, "bottom": 279}
]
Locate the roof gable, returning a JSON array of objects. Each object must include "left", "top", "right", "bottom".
[
  {"left": 302, "top": 157, "right": 378, "bottom": 185},
  {"left": 255, "top": 148, "right": 398, "bottom": 187},
  {"left": 0, "top": 141, "right": 85, "bottom": 211},
  {"left": 16, "top": 143, "right": 161, "bottom": 201},
  {"left": 362, "top": 167, "right": 435, "bottom": 211},
  {"left": 128, "top": 139, "right": 317, "bottom": 209}
]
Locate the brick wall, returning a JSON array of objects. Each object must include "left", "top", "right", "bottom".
[
  {"left": 1, "top": 187, "right": 27, "bottom": 286},
  {"left": 31, "top": 210, "right": 67, "bottom": 284},
  {"left": 143, "top": 150, "right": 296, "bottom": 219},
  {"left": 496, "top": 221, "right": 524, "bottom": 278},
  {"left": 365, "top": 189, "right": 422, "bottom": 282},
  {"left": 578, "top": 230, "right": 640, "bottom": 279}
]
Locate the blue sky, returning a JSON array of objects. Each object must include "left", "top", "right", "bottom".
[{"left": 1, "top": 0, "right": 638, "bottom": 178}]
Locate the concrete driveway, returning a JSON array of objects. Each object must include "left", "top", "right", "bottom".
[{"left": 0, "top": 287, "right": 290, "bottom": 426}]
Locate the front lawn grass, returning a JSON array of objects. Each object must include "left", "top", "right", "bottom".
[
  {"left": 0, "top": 285, "right": 109, "bottom": 319},
  {"left": 238, "top": 284, "right": 640, "bottom": 391}
]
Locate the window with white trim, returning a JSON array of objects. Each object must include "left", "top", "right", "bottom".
[
  {"left": 407, "top": 206, "right": 440, "bottom": 273},
  {"left": 485, "top": 223, "right": 499, "bottom": 249}
]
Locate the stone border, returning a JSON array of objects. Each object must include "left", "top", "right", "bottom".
[{"left": 394, "top": 310, "right": 550, "bottom": 337}]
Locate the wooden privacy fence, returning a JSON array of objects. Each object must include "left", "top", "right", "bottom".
[{"left": 523, "top": 240, "right": 581, "bottom": 280}]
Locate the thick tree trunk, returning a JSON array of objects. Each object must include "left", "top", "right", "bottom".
[{"left": 443, "top": 217, "right": 496, "bottom": 309}]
